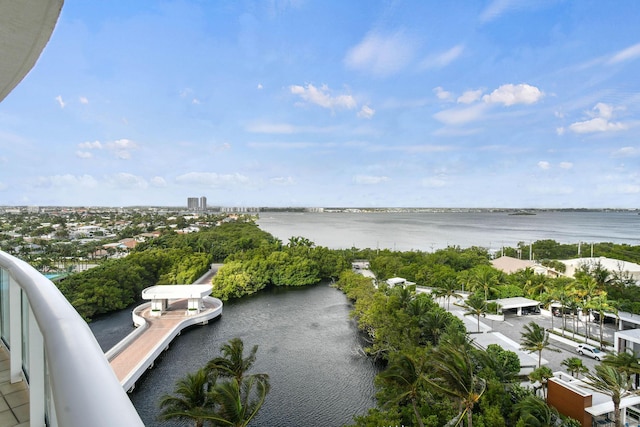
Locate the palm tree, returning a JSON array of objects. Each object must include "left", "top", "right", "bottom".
[
  {"left": 464, "top": 294, "right": 487, "bottom": 333},
  {"left": 420, "top": 309, "right": 450, "bottom": 346},
  {"left": 158, "top": 368, "right": 214, "bottom": 427},
  {"left": 517, "top": 267, "right": 537, "bottom": 295},
  {"left": 406, "top": 294, "right": 432, "bottom": 319},
  {"left": 378, "top": 352, "right": 429, "bottom": 427},
  {"left": 529, "top": 366, "right": 554, "bottom": 401},
  {"left": 513, "top": 394, "right": 561, "bottom": 426},
  {"left": 204, "top": 376, "right": 271, "bottom": 427},
  {"left": 206, "top": 337, "right": 258, "bottom": 384},
  {"left": 469, "top": 265, "right": 501, "bottom": 301},
  {"left": 587, "top": 294, "right": 617, "bottom": 349},
  {"left": 575, "top": 275, "right": 603, "bottom": 340},
  {"left": 561, "top": 357, "right": 589, "bottom": 379},
  {"left": 426, "top": 341, "right": 486, "bottom": 427},
  {"left": 603, "top": 350, "right": 640, "bottom": 389},
  {"left": 520, "top": 321, "right": 560, "bottom": 368},
  {"left": 582, "top": 364, "right": 638, "bottom": 427},
  {"left": 391, "top": 285, "right": 415, "bottom": 309},
  {"left": 433, "top": 277, "right": 461, "bottom": 310}
]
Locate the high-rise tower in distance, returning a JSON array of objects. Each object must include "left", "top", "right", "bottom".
[
  {"left": 187, "top": 196, "right": 207, "bottom": 211},
  {"left": 187, "top": 197, "right": 199, "bottom": 210}
]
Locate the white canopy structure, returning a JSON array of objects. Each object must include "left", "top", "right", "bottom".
[{"left": 142, "top": 284, "right": 213, "bottom": 317}]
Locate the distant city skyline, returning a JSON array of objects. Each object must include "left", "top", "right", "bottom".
[{"left": 1, "top": 1, "right": 639, "bottom": 208}]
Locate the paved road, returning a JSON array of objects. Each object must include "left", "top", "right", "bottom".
[
  {"left": 194, "top": 263, "right": 222, "bottom": 284},
  {"left": 464, "top": 306, "right": 617, "bottom": 374},
  {"left": 490, "top": 312, "right": 606, "bottom": 372},
  {"left": 422, "top": 289, "right": 617, "bottom": 374}
]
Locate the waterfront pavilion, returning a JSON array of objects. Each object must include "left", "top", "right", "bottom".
[{"left": 142, "top": 284, "right": 213, "bottom": 317}]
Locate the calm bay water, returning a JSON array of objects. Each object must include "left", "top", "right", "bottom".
[
  {"left": 90, "top": 284, "right": 378, "bottom": 427},
  {"left": 257, "top": 210, "right": 640, "bottom": 252}
]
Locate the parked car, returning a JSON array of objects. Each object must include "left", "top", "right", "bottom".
[{"left": 576, "top": 344, "right": 605, "bottom": 361}]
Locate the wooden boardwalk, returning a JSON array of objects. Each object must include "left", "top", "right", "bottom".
[{"left": 108, "top": 297, "right": 222, "bottom": 391}]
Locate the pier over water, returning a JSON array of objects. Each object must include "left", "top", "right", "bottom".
[{"left": 107, "top": 285, "right": 223, "bottom": 392}]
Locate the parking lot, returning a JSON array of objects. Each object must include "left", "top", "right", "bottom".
[{"left": 445, "top": 301, "right": 617, "bottom": 374}]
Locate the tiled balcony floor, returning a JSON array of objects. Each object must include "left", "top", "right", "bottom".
[{"left": 0, "top": 346, "right": 29, "bottom": 427}]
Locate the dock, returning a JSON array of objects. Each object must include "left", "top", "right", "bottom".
[{"left": 106, "top": 289, "right": 223, "bottom": 392}]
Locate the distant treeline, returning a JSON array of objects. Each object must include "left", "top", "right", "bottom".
[
  {"left": 55, "top": 223, "right": 640, "bottom": 321},
  {"left": 500, "top": 239, "right": 640, "bottom": 264},
  {"left": 57, "top": 222, "right": 351, "bottom": 320},
  {"left": 57, "top": 222, "right": 276, "bottom": 319}
]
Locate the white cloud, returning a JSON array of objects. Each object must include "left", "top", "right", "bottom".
[
  {"left": 529, "top": 184, "right": 574, "bottom": 195},
  {"left": 270, "top": 176, "right": 295, "bottom": 185},
  {"left": 150, "top": 176, "right": 167, "bottom": 187},
  {"left": 106, "top": 138, "right": 138, "bottom": 159},
  {"left": 79, "top": 96, "right": 89, "bottom": 104},
  {"left": 537, "top": 161, "right": 550, "bottom": 170},
  {"left": 290, "top": 83, "right": 357, "bottom": 111},
  {"left": 568, "top": 103, "right": 628, "bottom": 134},
  {"left": 618, "top": 184, "right": 640, "bottom": 194},
  {"left": 32, "top": 174, "right": 97, "bottom": 189},
  {"left": 211, "top": 142, "right": 231, "bottom": 152},
  {"left": 344, "top": 31, "right": 415, "bottom": 77},
  {"left": 457, "top": 89, "right": 483, "bottom": 104},
  {"left": 479, "top": 0, "right": 547, "bottom": 24},
  {"left": 482, "top": 83, "right": 543, "bottom": 106},
  {"left": 433, "top": 127, "right": 482, "bottom": 137},
  {"left": 479, "top": 0, "right": 514, "bottom": 23},
  {"left": 357, "top": 105, "right": 375, "bottom": 119},
  {"left": 421, "top": 177, "right": 446, "bottom": 188},
  {"left": 420, "top": 44, "right": 464, "bottom": 69},
  {"left": 176, "top": 172, "right": 250, "bottom": 187},
  {"left": 55, "top": 95, "right": 65, "bottom": 108},
  {"left": 76, "top": 151, "right": 92, "bottom": 159},
  {"left": 569, "top": 118, "right": 627, "bottom": 133},
  {"left": 433, "top": 86, "right": 453, "bottom": 101},
  {"left": 433, "top": 103, "right": 488, "bottom": 125},
  {"left": 247, "top": 122, "right": 296, "bottom": 134},
  {"left": 612, "top": 147, "right": 639, "bottom": 157},
  {"left": 556, "top": 127, "right": 565, "bottom": 135},
  {"left": 559, "top": 162, "right": 573, "bottom": 169},
  {"left": 110, "top": 173, "right": 148, "bottom": 189},
  {"left": 247, "top": 141, "right": 321, "bottom": 149},
  {"left": 257, "top": 83, "right": 263, "bottom": 90},
  {"left": 78, "top": 140, "right": 102, "bottom": 149},
  {"left": 353, "top": 175, "right": 389, "bottom": 185},
  {"left": 592, "top": 102, "right": 614, "bottom": 119},
  {"left": 608, "top": 42, "right": 640, "bottom": 65},
  {"left": 110, "top": 138, "right": 137, "bottom": 149}
]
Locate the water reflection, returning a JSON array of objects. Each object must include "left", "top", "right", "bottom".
[{"left": 91, "top": 283, "right": 379, "bottom": 426}]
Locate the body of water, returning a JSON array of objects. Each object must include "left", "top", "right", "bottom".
[
  {"left": 90, "top": 284, "right": 378, "bottom": 427},
  {"left": 257, "top": 210, "right": 640, "bottom": 252}
]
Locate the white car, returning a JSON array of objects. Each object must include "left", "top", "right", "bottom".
[{"left": 576, "top": 344, "right": 605, "bottom": 361}]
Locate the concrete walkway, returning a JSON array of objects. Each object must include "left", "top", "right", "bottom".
[{"left": 108, "top": 297, "right": 222, "bottom": 392}]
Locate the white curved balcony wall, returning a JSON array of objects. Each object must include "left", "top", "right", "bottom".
[{"left": 0, "top": 251, "right": 143, "bottom": 427}]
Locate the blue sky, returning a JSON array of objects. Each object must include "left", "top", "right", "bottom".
[{"left": 1, "top": 0, "right": 640, "bottom": 208}]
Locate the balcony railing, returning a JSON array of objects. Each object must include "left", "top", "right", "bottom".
[{"left": 0, "top": 251, "right": 143, "bottom": 427}]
